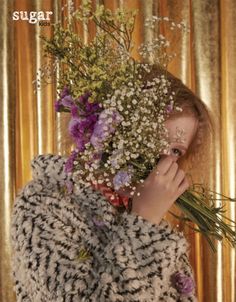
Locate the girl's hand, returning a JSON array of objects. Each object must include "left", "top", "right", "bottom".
[{"left": 131, "top": 156, "right": 189, "bottom": 225}]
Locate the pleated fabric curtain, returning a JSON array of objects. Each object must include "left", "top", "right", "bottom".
[{"left": 0, "top": 0, "right": 235, "bottom": 301}]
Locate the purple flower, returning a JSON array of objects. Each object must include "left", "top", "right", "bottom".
[
  {"left": 90, "top": 109, "right": 122, "bottom": 150},
  {"left": 61, "top": 95, "right": 74, "bottom": 108},
  {"left": 90, "top": 121, "right": 107, "bottom": 149},
  {"left": 92, "top": 215, "right": 107, "bottom": 228},
  {"left": 65, "top": 150, "right": 79, "bottom": 173},
  {"left": 166, "top": 102, "right": 174, "bottom": 114},
  {"left": 68, "top": 114, "right": 99, "bottom": 151},
  {"left": 66, "top": 92, "right": 101, "bottom": 151},
  {"left": 65, "top": 180, "right": 74, "bottom": 194},
  {"left": 79, "top": 92, "right": 92, "bottom": 104},
  {"left": 171, "top": 272, "right": 195, "bottom": 295},
  {"left": 75, "top": 137, "right": 87, "bottom": 152},
  {"left": 113, "top": 170, "right": 132, "bottom": 190},
  {"left": 54, "top": 100, "right": 63, "bottom": 112},
  {"left": 78, "top": 94, "right": 101, "bottom": 117},
  {"left": 86, "top": 114, "right": 98, "bottom": 124},
  {"left": 68, "top": 118, "right": 87, "bottom": 151},
  {"left": 71, "top": 104, "right": 79, "bottom": 118},
  {"left": 68, "top": 118, "right": 81, "bottom": 137},
  {"left": 93, "top": 152, "right": 103, "bottom": 161},
  {"left": 85, "top": 101, "right": 100, "bottom": 113},
  {"left": 60, "top": 86, "right": 70, "bottom": 98},
  {"left": 55, "top": 87, "right": 72, "bottom": 112},
  {"left": 55, "top": 89, "right": 102, "bottom": 153}
]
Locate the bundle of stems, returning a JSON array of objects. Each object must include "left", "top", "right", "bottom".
[{"left": 169, "top": 184, "right": 236, "bottom": 252}]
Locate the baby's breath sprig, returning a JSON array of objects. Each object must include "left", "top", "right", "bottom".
[
  {"left": 141, "top": 16, "right": 189, "bottom": 66},
  {"left": 32, "top": 61, "right": 57, "bottom": 93},
  {"left": 144, "top": 16, "right": 190, "bottom": 32}
]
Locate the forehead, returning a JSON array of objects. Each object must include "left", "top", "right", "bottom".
[{"left": 164, "top": 116, "right": 199, "bottom": 147}]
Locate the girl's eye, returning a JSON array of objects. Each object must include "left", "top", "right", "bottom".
[{"left": 172, "top": 148, "right": 182, "bottom": 157}]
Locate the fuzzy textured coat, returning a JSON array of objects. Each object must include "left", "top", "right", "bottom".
[{"left": 11, "top": 154, "right": 198, "bottom": 302}]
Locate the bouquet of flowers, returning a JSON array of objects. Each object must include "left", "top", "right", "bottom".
[{"left": 35, "top": 0, "right": 236, "bottom": 252}]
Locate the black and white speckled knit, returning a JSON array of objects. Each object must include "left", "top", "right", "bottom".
[{"left": 11, "top": 154, "right": 198, "bottom": 302}]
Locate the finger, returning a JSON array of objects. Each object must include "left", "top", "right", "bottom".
[
  {"left": 154, "top": 156, "right": 174, "bottom": 175},
  {"left": 177, "top": 177, "right": 189, "bottom": 194},
  {"left": 165, "top": 162, "right": 179, "bottom": 180},
  {"left": 174, "top": 169, "right": 185, "bottom": 186}
]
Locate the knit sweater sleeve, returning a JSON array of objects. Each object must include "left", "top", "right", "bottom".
[{"left": 11, "top": 154, "right": 198, "bottom": 302}]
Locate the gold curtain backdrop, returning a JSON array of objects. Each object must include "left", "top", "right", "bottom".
[{"left": 0, "top": 0, "right": 235, "bottom": 301}]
